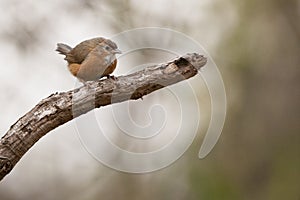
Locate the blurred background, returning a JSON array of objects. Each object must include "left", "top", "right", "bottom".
[{"left": 0, "top": 0, "right": 299, "bottom": 199}]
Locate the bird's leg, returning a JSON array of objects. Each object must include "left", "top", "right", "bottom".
[{"left": 105, "top": 75, "right": 118, "bottom": 81}]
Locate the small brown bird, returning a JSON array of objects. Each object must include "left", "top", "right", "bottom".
[{"left": 56, "top": 37, "right": 121, "bottom": 82}]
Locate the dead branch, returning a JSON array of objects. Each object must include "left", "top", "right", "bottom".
[{"left": 0, "top": 53, "right": 207, "bottom": 181}]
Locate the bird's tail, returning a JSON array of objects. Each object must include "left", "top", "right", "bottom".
[{"left": 56, "top": 43, "right": 72, "bottom": 55}]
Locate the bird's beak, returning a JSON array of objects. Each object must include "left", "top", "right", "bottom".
[{"left": 112, "top": 48, "right": 122, "bottom": 54}]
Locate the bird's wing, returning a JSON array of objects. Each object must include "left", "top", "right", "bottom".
[
  {"left": 69, "top": 37, "right": 106, "bottom": 64},
  {"left": 76, "top": 45, "right": 110, "bottom": 80}
]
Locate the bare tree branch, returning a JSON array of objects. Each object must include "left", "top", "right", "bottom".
[{"left": 0, "top": 53, "right": 207, "bottom": 181}]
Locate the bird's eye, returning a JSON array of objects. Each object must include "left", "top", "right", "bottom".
[{"left": 105, "top": 46, "right": 110, "bottom": 50}]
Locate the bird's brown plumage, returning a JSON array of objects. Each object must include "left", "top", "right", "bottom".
[{"left": 56, "top": 37, "right": 121, "bottom": 82}]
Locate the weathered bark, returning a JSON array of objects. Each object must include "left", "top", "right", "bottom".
[{"left": 0, "top": 53, "right": 207, "bottom": 181}]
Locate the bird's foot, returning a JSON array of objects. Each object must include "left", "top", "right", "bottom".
[{"left": 105, "top": 75, "right": 118, "bottom": 81}]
